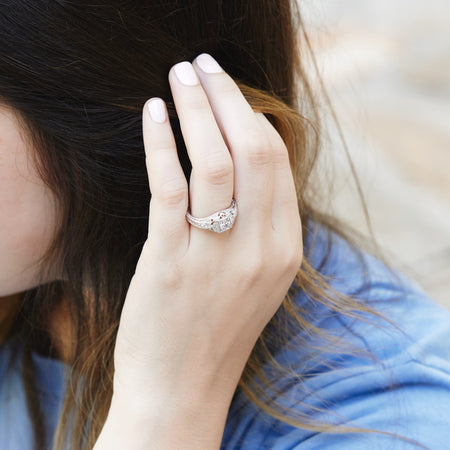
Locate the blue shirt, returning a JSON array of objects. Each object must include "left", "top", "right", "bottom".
[{"left": 1, "top": 222, "right": 450, "bottom": 449}]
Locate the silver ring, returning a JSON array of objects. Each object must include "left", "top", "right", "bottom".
[{"left": 185, "top": 198, "right": 237, "bottom": 233}]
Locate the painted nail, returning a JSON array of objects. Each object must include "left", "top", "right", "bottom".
[
  {"left": 174, "top": 62, "right": 199, "bottom": 86},
  {"left": 196, "top": 53, "right": 223, "bottom": 74},
  {"left": 147, "top": 98, "right": 167, "bottom": 123}
]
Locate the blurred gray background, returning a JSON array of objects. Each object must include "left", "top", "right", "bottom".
[{"left": 300, "top": 1, "right": 450, "bottom": 309}]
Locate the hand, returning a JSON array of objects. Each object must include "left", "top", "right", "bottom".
[{"left": 97, "top": 53, "right": 302, "bottom": 449}]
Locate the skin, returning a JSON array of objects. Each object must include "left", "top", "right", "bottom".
[
  {"left": 0, "top": 105, "right": 60, "bottom": 345},
  {"left": 0, "top": 105, "right": 58, "bottom": 297}
]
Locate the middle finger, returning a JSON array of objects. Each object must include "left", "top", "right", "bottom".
[{"left": 169, "top": 61, "right": 234, "bottom": 222}]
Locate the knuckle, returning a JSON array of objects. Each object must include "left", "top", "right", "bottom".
[
  {"left": 157, "top": 177, "right": 187, "bottom": 206},
  {"left": 288, "top": 247, "right": 303, "bottom": 273},
  {"left": 202, "top": 155, "right": 233, "bottom": 186},
  {"left": 272, "top": 145, "right": 290, "bottom": 168},
  {"left": 241, "top": 249, "right": 266, "bottom": 283},
  {"left": 141, "top": 251, "right": 183, "bottom": 289},
  {"left": 284, "top": 241, "right": 303, "bottom": 276},
  {"left": 158, "top": 264, "right": 183, "bottom": 290},
  {"left": 150, "top": 143, "right": 175, "bottom": 154}
]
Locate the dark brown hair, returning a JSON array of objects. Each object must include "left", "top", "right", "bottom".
[{"left": 0, "top": 1, "right": 424, "bottom": 449}]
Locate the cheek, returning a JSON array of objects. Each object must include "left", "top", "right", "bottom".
[
  {"left": 12, "top": 186, "right": 56, "bottom": 259},
  {"left": 0, "top": 149, "right": 59, "bottom": 296}
]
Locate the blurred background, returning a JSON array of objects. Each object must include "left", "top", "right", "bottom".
[{"left": 299, "top": 0, "right": 450, "bottom": 309}]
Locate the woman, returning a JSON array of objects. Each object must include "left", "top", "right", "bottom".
[{"left": 1, "top": 1, "right": 449, "bottom": 449}]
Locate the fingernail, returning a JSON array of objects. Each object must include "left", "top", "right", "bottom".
[
  {"left": 174, "top": 62, "right": 199, "bottom": 86},
  {"left": 196, "top": 53, "right": 223, "bottom": 74},
  {"left": 147, "top": 98, "right": 167, "bottom": 123}
]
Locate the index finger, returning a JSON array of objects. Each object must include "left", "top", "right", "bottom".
[{"left": 142, "top": 97, "right": 189, "bottom": 258}]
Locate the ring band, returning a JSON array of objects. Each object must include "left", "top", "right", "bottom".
[{"left": 185, "top": 198, "right": 237, "bottom": 233}]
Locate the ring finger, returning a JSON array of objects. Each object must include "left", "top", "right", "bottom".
[{"left": 192, "top": 54, "right": 274, "bottom": 229}]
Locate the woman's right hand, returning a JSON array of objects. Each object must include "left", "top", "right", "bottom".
[{"left": 95, "top": 53, "right": 302, "bottom": 449}]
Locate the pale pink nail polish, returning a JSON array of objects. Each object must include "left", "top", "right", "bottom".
[
  {"left": 147, "top": 98, "right": 166, "bottom": 123},
  {"left": 174, "top": 62, "right": 199, "bottom": 86},
  {"left": 196, "top": 53, "right": 223, "bottom": 74}
]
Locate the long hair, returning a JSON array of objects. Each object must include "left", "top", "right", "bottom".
[{"left": 0, "top": 1, "right": 421, "bottom": 449}]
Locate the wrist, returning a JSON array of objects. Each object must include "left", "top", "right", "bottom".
[{"left": 94, "top": 381, "right": 235, "bottom": 450}]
